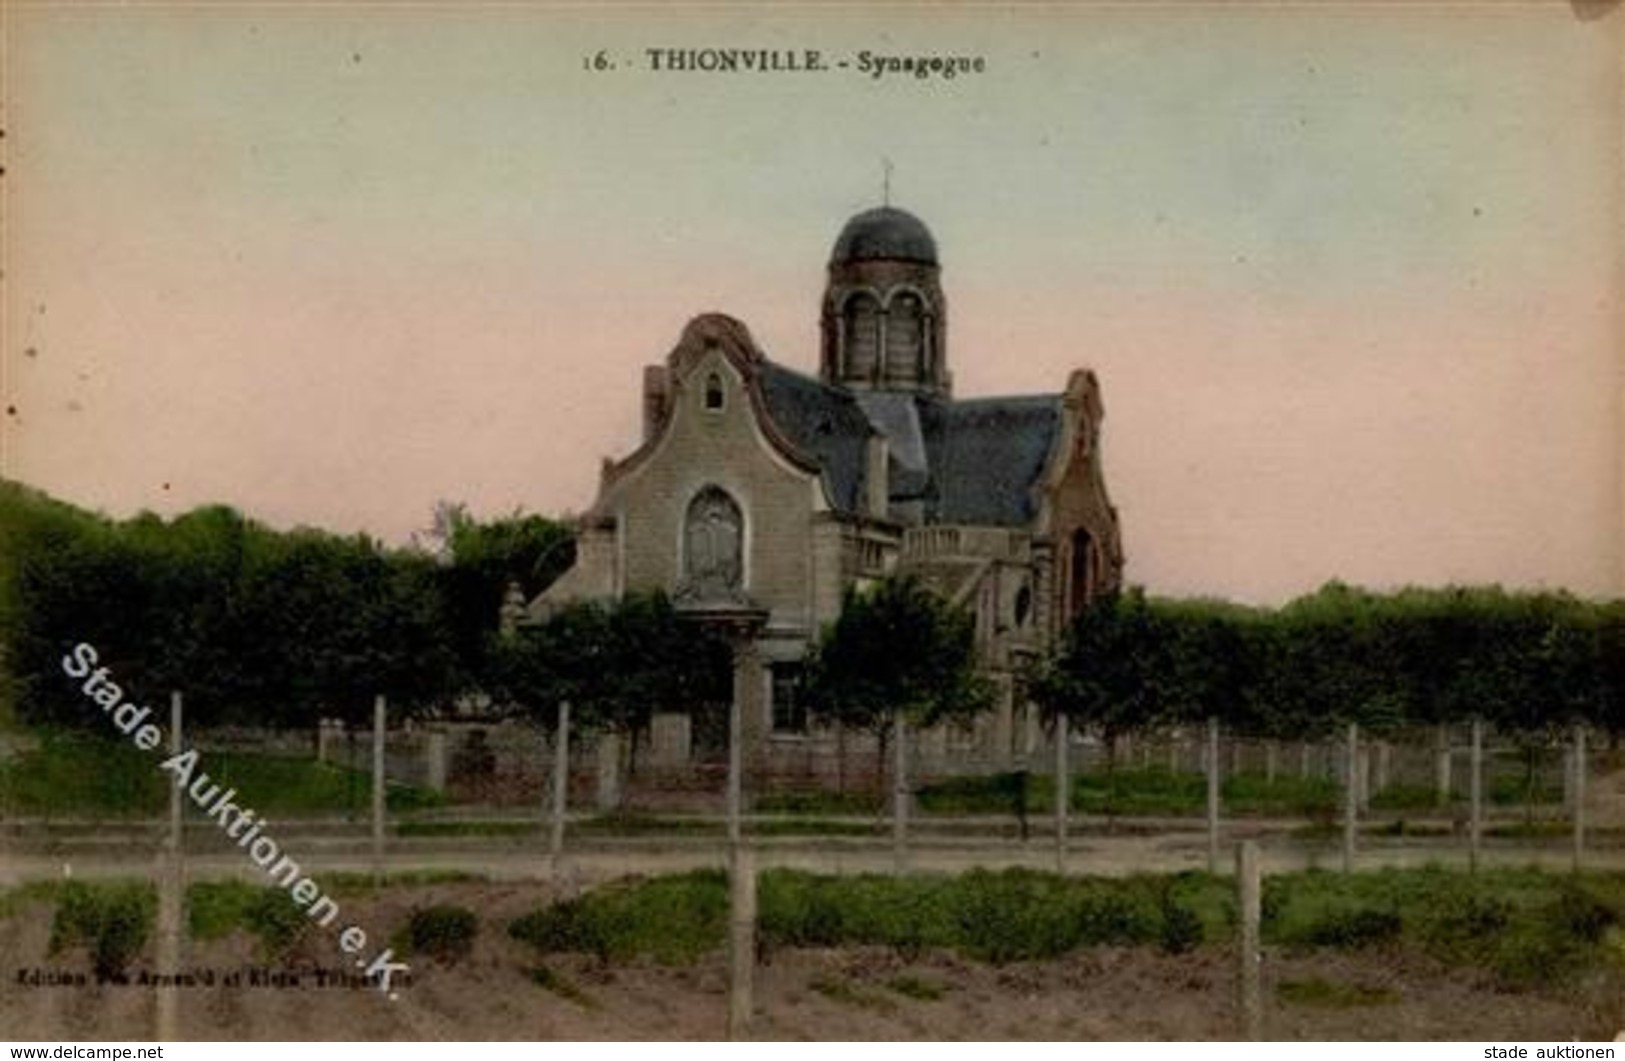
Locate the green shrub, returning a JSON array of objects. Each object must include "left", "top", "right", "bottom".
[
  {"left": 1302, "top": 907, "right": 1404, "bottom": 948},
  {"left": 508, "top": 865, "right": 1625, "bottom": 990},
  {"left": 49, "top": 881, "right": 155, "bottom": 978},
  {"left": 403, "top": 904, "right": 478, "bottom": 964},
  {"left": 510, "top": 870, "right": 727, "bottom": 965},
  {"left": 187, "top": 880, "right": 259, "bottom": 941},
  {"left": 950, "top": 869, "right": 1088, "bottom": 962},
  {"left": 244, "top": 889, "right": 309, "bottom": 954},
  {"left": 186, "top": 881, "right": 308, "bottom": 954},
  {"left": 1158, "top": 891, "right": 1204, "bottom": 955}
]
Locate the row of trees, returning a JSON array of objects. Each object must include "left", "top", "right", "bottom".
[
  {"left": 5, "top": 479, "right": 1622, "bottom": 753},
  {"left": 0, "top": 483, "right": 573, "bottom": 728},
  {"left": 1034, "top": 585, "right": 1625, "bottom": 752}
]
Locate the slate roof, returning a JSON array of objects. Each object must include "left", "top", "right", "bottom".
[
  {"left": 756, "top": 360, "right": 1061, "bottom": 527},
  {"left": 919, "top": 395, "right": 1062, "bottom": 527},
  {"left": 756, "top": 362, "right": 876, "bottom": 513}
]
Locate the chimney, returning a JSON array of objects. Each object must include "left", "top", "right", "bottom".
[
  {"left": 642, "top": 365, "right": 670, "bottom": 441},
  {"left": 865, "top": 434, "right": 890, "bottom": 519}
]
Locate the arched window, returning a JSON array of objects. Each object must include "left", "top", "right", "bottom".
[
  {"left": 704, "top": 372, "right": 724, "bottom": 412},
  {"left": 1014, "top": 585, "right": 1033, "bottom": 628},
  {"left": 842, "top": 293, "right": 881, "bottom": 382},
  {"left": 683, "top": 486, "right": 744, "bottom": 597},
  {"left": 885, "top": 292, "right": 924, "bottom": 385},
  {"left": 1069, "top": 528, "right": 1095, "bottom": 620}
]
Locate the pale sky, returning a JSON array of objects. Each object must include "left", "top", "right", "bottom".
[{"left": 3, "top": 3, "right": 1621, "bottom": 604}]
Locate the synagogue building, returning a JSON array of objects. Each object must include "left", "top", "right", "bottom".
[{"left": 530, "top": 204, "right": 1124, "bottom": 772}]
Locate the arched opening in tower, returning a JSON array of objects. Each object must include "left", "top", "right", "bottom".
[
  {"left": 885, "top": 292, "right": 924, "bottom": 386},
  {"left": 843, "top": 292, "right": 882, "bottom": 382}
]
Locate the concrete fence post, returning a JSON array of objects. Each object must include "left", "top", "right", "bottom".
[
  {"left": 1434, "top": 723, "right": 1453, "bottom": 807},
  {"left": 1357, "top": 743, "right": 1372, "bottom": 814},
  {"left": 1206, "top": 716, "right": 1221, "bottom": 873},
  {"left": 316, "top": 717, "right": 339, "bottom": 764},
  {"left": 595, "top": 731, "right": 622, "bottom": 813},
  {"left": 424, "top": 726, "right": 448, "bottom": 792},
  {"left": 1469, "top": 716, "right": 1484, "bottom": 873},
  {"left": 1342, "top": 722, "right": 1358, "bottom": 874},
  {"left": 892, "top": 709, "right": 909, "bottom": 874},
  {"left": 371, "top": 694, "right": 386, "bottom": 883},
  {"left": 550, "top": 701, "right": 570, "bottom": 876},
  {"left": 728, "top": 691, "right": 743, "bottom": 847},
  {"left": 154, "top": 691, "right": 184, "bottom": 1041},
  {"left": 1573, "top": 723, "right": 1588, "bottom": 872},
  {"left": 1054, "top": 710, "right": 1069, "bottom": 874},
  {"left": 1236, "top": 840, "right": 1263, "bottom": 1041},
  {"left": 727, "top": 844, "right": 757, "bottom": 1040}
]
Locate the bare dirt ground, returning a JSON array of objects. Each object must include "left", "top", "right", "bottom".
[{"left": 2, "top": 879, "right": 1617, "bottom": 1041}]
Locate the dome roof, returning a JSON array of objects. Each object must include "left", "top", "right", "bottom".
[{"left": 830, "top": 206, "right": 939, "bottom": 266}]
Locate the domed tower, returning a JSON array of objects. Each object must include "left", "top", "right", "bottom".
[{"left": 820, "top": 206, "right": 950, "bottom": 398}]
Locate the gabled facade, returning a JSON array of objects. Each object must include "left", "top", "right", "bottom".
[{"left": 530, "top": 206, "right": 1124, "bottom": 769}]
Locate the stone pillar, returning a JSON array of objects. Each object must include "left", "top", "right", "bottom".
[
  {"left": 1435, "top": 724, "right": 1453, "bottom": 807},
  {"left": 988, "top": 673, "right": 1016, "bottom": 770},
  {"left": 649, "top": 712, "right": 692, "bottom": 769},
  {"left": 424, "top": 725, "right": 448, "bottom": 792},
  {"left": 317, "top": 718, "right": 343, "bottom": 764},
  {"left": 917, "top": 723, "right": 948, "bottom": 773},
  {"left": 595, "top": 732, "right": 622, "bottom": 812},
  {"left": 735, "top": 638, "right": 765, "bottom": 791},
  {"left": 1357, "top": 745, "right": 1372, "bottom": 813}
]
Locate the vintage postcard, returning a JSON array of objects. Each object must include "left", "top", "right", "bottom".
[{"left": 1, "top": 1, "right": 1622, "bottom": 1045}]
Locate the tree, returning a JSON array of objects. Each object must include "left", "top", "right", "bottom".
[
  {"left": 1032, "top": 589, "right": 1167, "bottom": 767},
  {"left": 804, "top": 575, "right": 992, "bottom": 791},
  {"left": 425, "top": 502, "right": 576, "bottom": 695},
  {"left": 490, "top": 591, "right": 730, "bottom": 777}
]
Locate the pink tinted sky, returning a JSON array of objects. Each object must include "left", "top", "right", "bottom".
[{"left": 2, "top": 4, "right": 1621, "bottom": 604}]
